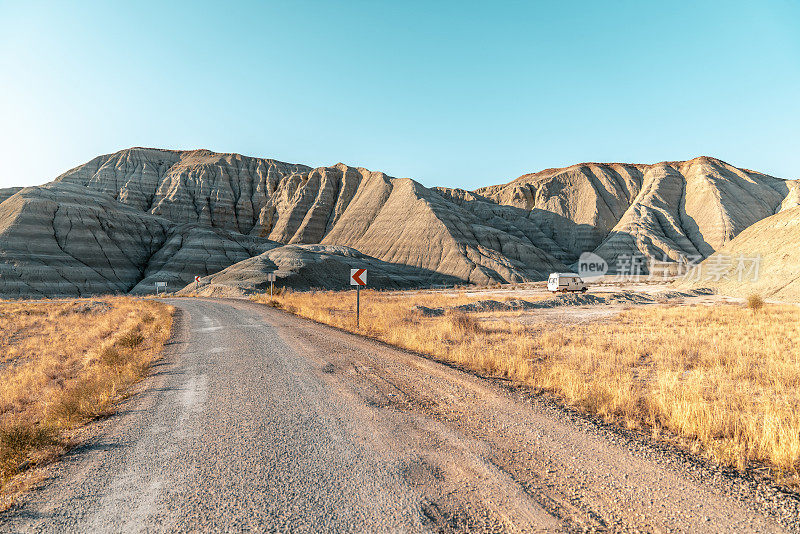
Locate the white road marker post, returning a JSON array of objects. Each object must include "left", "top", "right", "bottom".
[
  {"left": 350, "top": 268, "right": 367, "bottom": 328},
  {"left": 194, "top": 275, "right": 200, "bottom": 293},
  {"left": 267, "top": 272, "right": 276, "bottom": 297}
]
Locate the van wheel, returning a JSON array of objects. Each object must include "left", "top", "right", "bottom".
[{"left": 581, "top": 288, "right": 588, "bottom": 293}]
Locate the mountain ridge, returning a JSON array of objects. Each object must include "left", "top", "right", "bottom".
[{"left": 0, "top": 147, "right": 796, "bottom": 297}]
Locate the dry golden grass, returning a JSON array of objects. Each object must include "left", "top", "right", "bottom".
[
  {"left": 255, "top": 289, "right": 800, "bottom": 478},
  {"left": 0, "top": 297, "right": 173, "bottom": 493}
]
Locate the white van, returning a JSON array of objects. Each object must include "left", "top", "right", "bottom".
[{"left": 547, "top": 273, "right": 588, "bottom": 293}]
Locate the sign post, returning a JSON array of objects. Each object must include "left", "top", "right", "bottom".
[
  {"left": 155, "top": 281, "right": 167, "bottom": 295},
  {"left": 194, "top": 275, "right": 200, "bottom": 292},
  {"left": 266, "top": 272, "right": 276, "bottom": 296},
  {"left": 350, "top": 268, "right": 367, "bottom": 328}
]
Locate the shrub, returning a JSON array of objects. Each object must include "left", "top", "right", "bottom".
[
  {"left": 117, "top": 330, "right": 145, "bottom": 348},
  {"left": 0, "top": 422, "right": 60, "bottom": 482},
  {"left": 99, "top": 346, "right": 124, "bottom": 367},
  {"left": 747, "top": 294, "right": 765, "bottom": 313},
  {"left": 265, "top": 299, "right": 283, "bottom": 309},
  {"left": 447, "top": 312, "right": 483, "bottom": 335},
  {"left": 48, "top": 379, "right": 108, "bottom": 425}
]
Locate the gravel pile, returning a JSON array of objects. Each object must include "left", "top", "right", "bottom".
[
  {"left": 452, "top": 299, "right": 536, "bottom": 313},
  {"left": 413, "top": 305, "right": 445, "bottom": 317},
  {"left": 652, "top": 290, "right": 692, "bottom": 300},
  {"left": 601, "top": 291, "right": 655, "bottom": 305},
  {"left": 689, "top": 287, "right": 716, "bottom": 296},
  {"left": 414, "top": 292, "right": 660, "bottom": 315},
  {"left": 528, "top": 293, "right": 609, "bottom": 308}
]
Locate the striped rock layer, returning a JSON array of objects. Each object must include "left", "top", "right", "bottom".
[{"left": 0, "top": 148, "right": 797, "bottom": 296}]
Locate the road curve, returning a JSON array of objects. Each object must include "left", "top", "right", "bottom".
[{"left": 0, "top": 298, "right": 788, "bottom": 532}]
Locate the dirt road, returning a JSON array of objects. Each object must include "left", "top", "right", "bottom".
[{"left": 0, "top": 298, "right": 789, "bottom": 532}]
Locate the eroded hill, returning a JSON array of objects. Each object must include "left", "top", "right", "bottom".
[
  {"left": 676, "top": 205, "right": 800, "bottom": 301},
  {"left": 0, "top": 148, "right": 796, "bottom": 296}
]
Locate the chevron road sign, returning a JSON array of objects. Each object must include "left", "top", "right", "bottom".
[
  {"left": 350, "top": 269, "right": 367, "bottom": 327},
  {"left": 350, "top": 268, "right": 367, "bottom": 286}
]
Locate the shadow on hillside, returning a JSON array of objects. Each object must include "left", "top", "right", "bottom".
[
  {"left": 199, "top": 255, "right": 469, "bottom": 293},
  {"left": 435, "top": 189, "right": 610, "bottom": 266}
]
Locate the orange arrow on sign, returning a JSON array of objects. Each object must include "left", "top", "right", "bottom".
[{"left": 350, "top": 268, "right": 367, "bottom": 286}]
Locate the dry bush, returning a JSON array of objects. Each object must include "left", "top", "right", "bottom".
[
  {"left": 446, "top": 312, "right": 483, "bottom": 336},
  {"left": 747, "top": 293, "right": 765, "bottom": 312},
  {"left": 48, "top": 378, "right": 111, "bottom": 425},
  {"left": 99, "top": 346, "right": 124, "bottom": 367},
  {"left": 117, "top": 330, "right": 145, "bottom": 348},
  {"left": 0, "top": 297, "right": 173, "bottom": 492},
  {"left": 254, "top": 289, "right": 800, "bottom": 478},
  {"left": 0, "top": 423, "right": 60, "bottom": 485}
]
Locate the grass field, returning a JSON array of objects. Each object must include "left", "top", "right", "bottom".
[
  {"left": 255, "top": 289, "right": 800, "bottom": 480},
  {"left": 0, "top": 297, "right": 173, "bottom": 497}
]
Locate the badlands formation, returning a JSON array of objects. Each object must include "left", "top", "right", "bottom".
[
  {"left": 677, "top": 205, "right": 800, "bottom": 302},
  {"left": 0, "top": 147, "right": 797, "bottom": 298}
]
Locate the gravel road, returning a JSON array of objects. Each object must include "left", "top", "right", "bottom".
[{"left": 0, "top": 298, "right": 793, "bottom": 532}]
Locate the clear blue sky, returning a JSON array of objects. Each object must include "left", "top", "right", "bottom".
[{"left": 1, "top": 0, "right": 798, "bottom": 190}]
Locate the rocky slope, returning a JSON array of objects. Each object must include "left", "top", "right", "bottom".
[
  {"left": 0, "top": 148, "right": 796, "bottom": 297},
  {"left": 0, "top": 183, "right": 167, "bottom": 297},
  {"left": 0, "top": 187, "right": 22, "bottom": 204},
  {"left": 676, "top": 205, "right": 800, "bottom": 301},
  {"left": 472, "top": 157, "right": 797, "bottom": 270},
  {"left": 53, "top": 148, "right": 568, "bottom": 287},
  {"left": 0, "top": 182, "right": 274, "bottom": 297}
]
